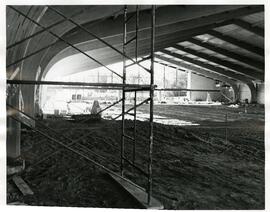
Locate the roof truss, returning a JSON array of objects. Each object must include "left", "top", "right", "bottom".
[{"left": 171, "top": 44, "right": 263, "bottom": 80}]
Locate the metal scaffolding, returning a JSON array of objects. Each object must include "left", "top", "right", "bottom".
[
  {"left": 120, "top": 5, "right": 156, "bottom": 204},
  {"left": 7, "top": 5, "right": 157, "bottom": 207}
]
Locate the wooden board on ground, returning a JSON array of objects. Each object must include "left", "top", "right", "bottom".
[
  {"left": 109, "top": 173, "right": 164, "bottom": 209},
  {"left": 7, "top": 166, "right": 23, "bottom": 176},
  {"left": 8, "top": 202, "right": 28, "bottom": 205},
  {"left": 12, "top": 176, "right": 33, "bottom": 196}
]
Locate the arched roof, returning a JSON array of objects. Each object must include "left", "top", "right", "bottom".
[{"left": 6, "top": 5, "right": 264, "bottom": 113}]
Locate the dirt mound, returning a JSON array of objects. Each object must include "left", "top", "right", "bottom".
[{"left": 7, "top": 118, "right": 264, "bottom": 209}]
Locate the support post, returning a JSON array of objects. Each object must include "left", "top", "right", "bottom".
[
  {"left": 225, "top": 113, "right": 228, "bottom": 144},
  {"left": 7, "top": 91, "right": 21, "bottom": 158},
  {"left": 133, "top": 91, "right": 137, "bottom": 164},
  {"left": 148, "top": 5, "right": 155, "bottom": 205},
  {"left": 121, "top": 6, "right": 128, "bottom": 176},
  {"left": 135, "top": 6, "right": 139, "bottom": 62}
]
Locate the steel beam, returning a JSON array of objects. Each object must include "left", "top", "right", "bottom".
[
  {"left": 154, "top": 60, "right": 219, "bottom": 81},
  {"left": 6, "top": 79, "right": 152, "bottom": 88},
  {"left": 154, "top": 60, "right": 185, "bottom": 72},
  {"left": 233, "top": 19, "right": 264, "bottom": 37},
  {"left": 160, "top": 49, "right": 252, "bottom": 83},
  {"left": 47, "top": 86, "right": 122, "bottom": 90},
  {"left": 155, "top": 54, "right": 236, "bottom": 85},
  {"left": 208, "top": 30, "right": 264, "bottom": 56},
  {"left": 46, "top": 85, "right": 218, "bottom": 93},
  {"left": 156, "top": 88, "right": 220, "bottom": 92},
  {"left": 187, "top": 38, "right": 264, "bottom": 70},
  {"left": 155, "top": 60, "right": 219, "bottom": 81},
  {"left": 172, "top": 44, "right": 263, "bottom": 80}
]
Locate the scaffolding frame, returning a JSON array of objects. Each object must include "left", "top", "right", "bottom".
[
  {"left": 7, "top": 5, "right": 157, "bottom": 207},
  {"left": 120, "top": 5, "right": 155, "bottom": 204}
]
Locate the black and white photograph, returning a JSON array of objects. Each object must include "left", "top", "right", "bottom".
[{"left": 2, "top": 1, "right": 268, "bottom": 211}]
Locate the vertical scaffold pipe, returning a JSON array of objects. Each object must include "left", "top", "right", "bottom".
[
  {"left": 121, "top": 5, "right": 128, "bottom": 176},
  {"left": 133, "top": 91, "right": 137, "bottom": 164},
  {"left": 135, "top": 5, "right": 139, "bottom": 62},
  {"left": 133, "top": 6, "right": 139, "bottom": 165},
  {"left": 148, "top": 5, "right": 155, "bottom": 205}
]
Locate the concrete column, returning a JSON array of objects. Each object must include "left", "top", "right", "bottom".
[
  {"left": 231, "top": 84, "right": 239, "bottom": 103},
  {"left": 237, "top": 81, "right": 256, "bottom": 103},
  {"left": 256, "top": 82, "right": 265, "bottom": 104},
  {"left": 7, "top": 85, "right": 21, "bottom": 159},
  {"left": 187, "top": 70, "right": 191, "bottom": 100},
  {"left": 34, "top": 66, "right": 42, "bottom": 116},
  {"left": 246, "top": 82, "right": 257, "bottom": 103}
]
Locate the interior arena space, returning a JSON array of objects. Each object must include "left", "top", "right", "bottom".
[{"left": 6, "top": 4, "right": 265, "bottom": 210}]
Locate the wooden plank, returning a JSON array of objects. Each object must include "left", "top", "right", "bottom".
[
  {"left": 7, "top": 166, "right": 23, "bottom": 176},
  {"left": 109, "top": 174, "right": 164, "bottom": 209},
  {"left": 8, "top": 202, "right": 28, "bottom": 205},
  {"left": 12, "top": 176, "right": 34, "bottom": 196}
]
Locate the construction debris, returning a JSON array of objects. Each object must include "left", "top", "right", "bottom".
[
  {"left": 7, "top": 166, "right": 24, "bottom": 176},
  {"left": 12, "top": 176, "right": 34, "bottom": 196}
]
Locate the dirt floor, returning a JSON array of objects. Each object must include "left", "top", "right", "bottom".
[{"left": 7, "top": 104, "right": 265, "bottom": 209}]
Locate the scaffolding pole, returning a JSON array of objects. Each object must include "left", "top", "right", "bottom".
[
  {"left": 7, "top": 79, "right": 151, "bottom": 88},
  {"left": 156, "top": 88, "right": 221, "bottom": 92},
  {"left": 148, "top": 5, "right": 155, "bottom": 204},
  {"left": 117, "top": 5, "right": 156, "bottom": 205},
  {"left": 121, "top": 5, "right": 128, "bottom": 176},
  {"left": 133, "top": 91, "right": 137, "bottom": 164}
]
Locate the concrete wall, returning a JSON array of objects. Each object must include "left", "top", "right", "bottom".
[
  {"left": 236, "top": 82, "right": 264, "bottom": 104},
  {"left": 238, "top": 83, "right": 251, "bottom": 102},
  {"left": 238, "top": 83, "right": 252, "bottom": 103},
  {"left": 256, "top": 83, "right": 265, "bottom": 104},
  {"left": 188, "top": 72, "right": 221, "bottom": 101}
]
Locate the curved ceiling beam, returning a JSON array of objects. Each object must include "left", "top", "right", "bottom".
[
  {"left": 40, "top": 5, "right": 263, "bottom": 73},
  {"left": 207, "top": 30, "right": 264, "bottom": 56},
  {"left": 233, "top": 19, "right": 264, "bottom": 37},
  {"left": 42, "top": 22, "right": 234, "bottom": 73},
  {"left": 60, "top": 5, "right": 262, "bottom": 42},
  {"left": 160, "top": 49, "right": 255, "bottom": 83},
  {"left": 187, "top": 38, "right": 264, "bottom": 70},
  {"left": 155, "top": 54, "right": 236, "bottom": 85},
  {"left": 172, "top": 44, "right": 263, "bottom": 80}
]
